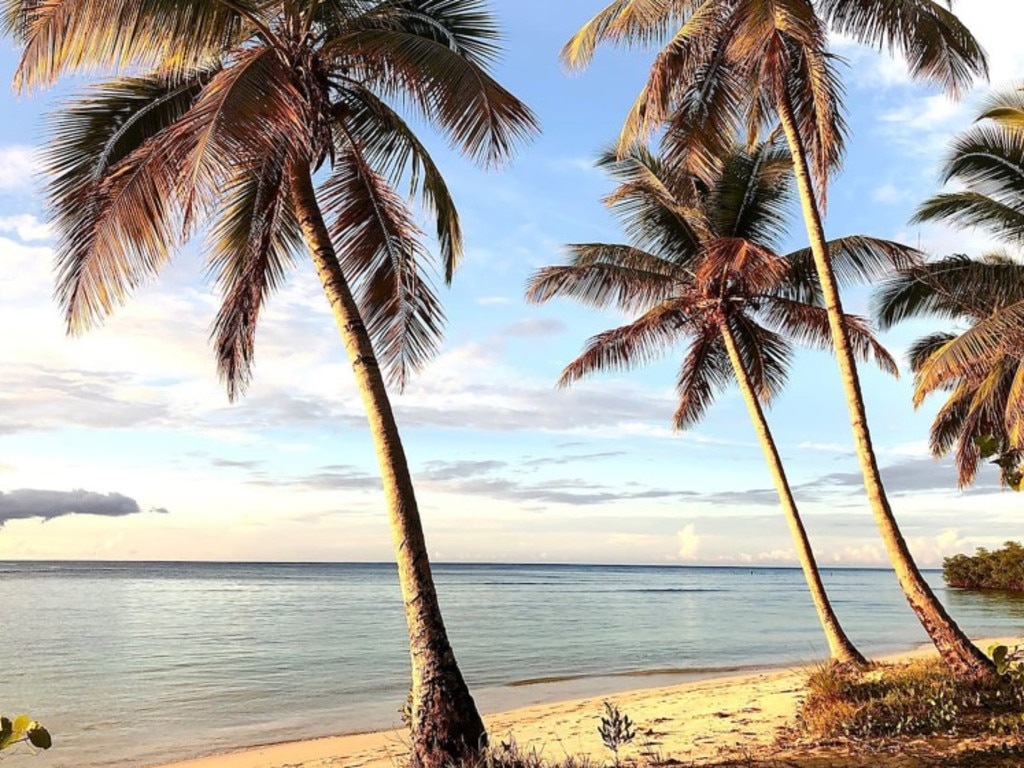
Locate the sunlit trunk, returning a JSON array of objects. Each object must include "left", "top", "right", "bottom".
[
  {"left": 291, "top": 167, "right": 487, "bottom": 767},
  {"left": 775, "top": 95, "right": 996, "bottom": 682},
  {"left": 719, "top": 320, "right": 867, "bottom": 667}
]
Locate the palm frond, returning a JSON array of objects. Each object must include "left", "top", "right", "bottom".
[
  {"left": 560, "top": 0, "right": 701, "bottom": 70},
  {"left": 558, "top": 299, "right": 694, "bottom": 387},
  {"left": 347, "top": 0, "right": 503, "bottom": 66},
  {"left": 321, "top": 141, "right": 444, "bottom": 391},
  {"left": 616, "top": 0, "right": 728, "bottom": 151},
  {"left": 600, "top": 152, "right": 708, "bottom": 262},
  {"left": 914, "top": 299, "right": 1024, "bottom": 405},
  {"left": 725, "top": 312, "right": 792, "bottom": 403},
  {"left": 759, "top": 297, "right": 898, "bottom": 376},
  {"left": 874, "top": 255, "right": 1024, "bottom": 329},
  {"left": 780, "top": 42, "right": 847, "bottom": 208},
  {"left": 328, "top": 28, "right": 538, "bottom": 167},
  {"left": 907, "top": 331, "right": 956, "bottom": 375},
  {"left": 9, "top": 0, "right": 251, "bottom": 91},
  {"left": 816, "top": 0, "right": 988, "bottom": 97},
  {"left": 979, "top": 87, "right": 1024, "bottom": 131},
  {"left": 673, "top": 327, "right": 733, "bottom": 430},
  {"left": 784, "top": 236, "right": 924, "bottom": 306},
  {"left": 934, "top": 123, "right": 1024, "bottom": 210},
  {"left": 525, "top": 244, "right": 680, "bottom": 313},
  {"left": 208, "top": 147, "right": 301, "bottom": 400},
  {"left": 163, "top": 47, "right": 305, "bottom": 232},
  {"left": 712, "top": 137, "right": 794, "bottom": 249},
  {"left": 333, "top": 84, "right": 463, "bottom": 282}
]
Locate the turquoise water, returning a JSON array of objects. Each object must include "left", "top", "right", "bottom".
[{"left": 3, "top": 562, "right": 1022, "bottom": 768}]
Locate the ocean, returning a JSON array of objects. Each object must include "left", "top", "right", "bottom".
[{"left": 3, "top": 561, "right": 1022, "bottom": 768}]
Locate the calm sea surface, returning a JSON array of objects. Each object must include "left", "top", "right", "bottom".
[{"left": 3, "top": 562, "right": 1023, "bottom": 768}]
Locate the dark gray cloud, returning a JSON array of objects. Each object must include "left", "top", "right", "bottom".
[{"left": 0, "top": 489, "right": 166, "bottom": 527}]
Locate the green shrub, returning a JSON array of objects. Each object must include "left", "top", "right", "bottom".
[
  {"left": 943, "top": 541, "right": 1024, "bottom": 591},
  {"left": 797, "top": 658, "right": 1024, "bottom": 741}
]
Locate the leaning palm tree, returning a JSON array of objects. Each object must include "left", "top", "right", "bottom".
[
  {"left": 875, "top": 254, "right": 1024, "bottom": 489},
  {"left": 528, "top": 139, "right": 916, "bottom": 667},
  {"left": 563, "top": 0, "right": 995, "bottom": 680},
  {"left": 2, "top": 2, "right": 537, "bottom": 765}
]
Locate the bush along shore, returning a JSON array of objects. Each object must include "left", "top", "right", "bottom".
[{"left": 944, "top": 542, "right": 1024, "bottom": 591}]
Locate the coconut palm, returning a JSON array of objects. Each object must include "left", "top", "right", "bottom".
[
  {"left": 877, "top": 90, "right": 1024, "bottom": 490},
  {"left": 2, "top": 2, "right": 537, "bottom": 764},
  {"left": 563, "top": 0, "right": 994, "bottom": 680},
  {"left": 875, "top": 255, "right": 1024, "bottom": 489},
  {"left": 527, "top": 139, "right": 916, "bottom": 667}
]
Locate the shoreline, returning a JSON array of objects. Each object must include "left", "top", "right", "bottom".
[{"left": 152, "top": 635, "right": 1018, "bottom": 768}]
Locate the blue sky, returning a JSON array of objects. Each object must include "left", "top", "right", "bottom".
[{"left": 0, "top": 0, "right": 1022, "bottom": 564}]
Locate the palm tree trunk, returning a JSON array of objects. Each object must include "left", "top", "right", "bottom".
[
  {"left": 719, "top": 320, "right": 868, "bottom": 667},
  {"left": 291, "top": 167, "right": 487, "bottom": 767},
  {"left": 775, "top": 95, "right": 996, "bottom": 682}
]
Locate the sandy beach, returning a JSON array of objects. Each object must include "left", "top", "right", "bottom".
[{"left": 154, "top": 636, "right": 1019, "bottom": 768}]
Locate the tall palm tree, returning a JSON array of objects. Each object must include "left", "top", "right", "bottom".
[
  {"left": 877, "top": 90, "right": 1024, "bottom": 490},
  {"left": 875, "top": 255, "right": 1024, "bottom": 489},
  {"left": 2, "top": 2, "right": 537, "bottom": 765},
  {"left": 563, "top": 0, "right": 995, "bottom": 680},
  {"left": 527, "top": 140, "right": 916, "bottom": 667}
]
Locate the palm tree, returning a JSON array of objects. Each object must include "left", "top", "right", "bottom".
[
  {"left": 875, "top": 255, "right": 1024, "bottom": 489},
  {"left": 877, "top": 90, "right": 1024, "bottom": 490},
  {"left": 2, "top": 2, "right": 537, "bottom": 765},
  {"left": 562, "top": 0, "right": 995, "bottom": 680},
  {"left": 527, "top": 139, "right": 916, "bottom": 667}
]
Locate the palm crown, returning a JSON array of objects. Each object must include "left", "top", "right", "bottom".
[
  {"left": 875, "top": 254, "right": 1024, "bottom": 488},
  {"left": 527, "top": 139, "right": 909, "bottom": 418},
  {"left": 876, "top": 87, "right": 1024, "bottom": 487},
  {"left": 561, "top": 0, "right": 986, "bottom": 204},
  {"left": 4, "top": 0, "right": 537, "bottom": 395}
]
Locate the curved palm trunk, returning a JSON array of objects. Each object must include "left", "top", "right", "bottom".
[
  {"left": 291, "top": 168, "right": 487, "bottom": 767},
  {"left": 719, "top": 320, "right": 868, "bottom": 667},
  {"left": 775, "top": 96, "right": 996, "bottom": 682}
]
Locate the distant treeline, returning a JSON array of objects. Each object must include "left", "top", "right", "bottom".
[{"left": 943, "top": 541, "right": 1024, "bottom": 591}]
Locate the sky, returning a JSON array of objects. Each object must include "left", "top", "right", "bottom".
[{"left": 0, "top": 1, "right": 1022, "bottom": 566}]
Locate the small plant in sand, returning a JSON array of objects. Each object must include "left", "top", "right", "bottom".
[
  {"left": 597, "top": 701, "right": 636, "bottom": 766},
  {"left": 0, "top": 715, "right": 51, "bottom": 755}
]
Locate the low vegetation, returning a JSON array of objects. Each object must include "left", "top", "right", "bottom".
[
  {"left": 796, "top": 658, "right": 1024, "bottom": 741},
  {"left": 944, "top": 542, "right": 1024, "bottom": 591}
]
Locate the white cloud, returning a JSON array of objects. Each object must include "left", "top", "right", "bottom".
[
  {"left": 907, "top": 528, "right": 973, "bottom": 565},
  {"left": 0, "top": 214, "right": 50, "bottom": 241},
  {"left": 0, "top": 145, "right": 38, "bottom": 191},
  {"left": 828, "top": 543, "right": 886, "bottom": 565},
  {"left": 677, "top": 523, "right": 700, "bottom": 559}
]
